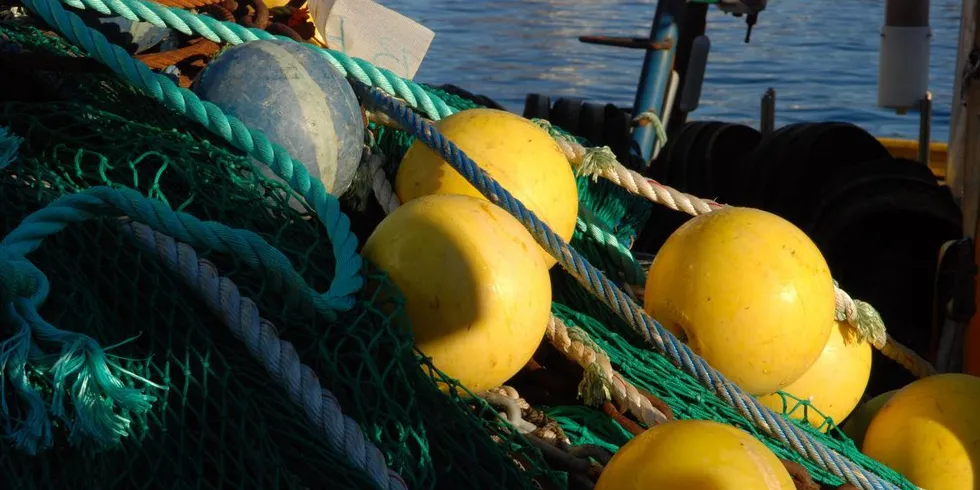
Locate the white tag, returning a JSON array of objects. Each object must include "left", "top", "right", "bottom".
[{"left": 308, "top": 0, "right": 434, "bottom": 80}]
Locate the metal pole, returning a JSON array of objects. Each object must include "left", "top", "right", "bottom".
[
  {"left": 919, "top": 91, "right": 933, "bottom": 165},
  {"left": 760, "top": 88, "right": 775, "bottom": 136},
  {"left": 630, "top": 0, "right": 683, "bottom": 168}
]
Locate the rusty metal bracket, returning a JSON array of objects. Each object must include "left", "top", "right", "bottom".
[{"left": 578, "top": 35, "right": 673, "bottom": 51}]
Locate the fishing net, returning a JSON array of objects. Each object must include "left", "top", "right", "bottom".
[
  {"left": 0, "top": 8, "right": 917, "bottom": 490},
  {"left": 0, "top": 23, "right": 565, "bottom": 490}
]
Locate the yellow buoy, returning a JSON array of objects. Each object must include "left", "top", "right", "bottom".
[
  {"left": 595, "top": 419, "right": 795, "bottom": 490},
  {"left": 644, "top": 207, "right": 835, "bottom": 396},
  {"left": 862, "top": 373, "right": 980, "bottom": 490},
  {"left": 361, "top": 194, "right": 552, "bottom": 394},
  {"left": 758, "top": 321, "right": 872, "bottom": 431},
  {"left": 840, "top": 390, "right": 897, "bottom": 449},
  {"left": 395, "top": 108, "right": 579, "bottom": 268}
]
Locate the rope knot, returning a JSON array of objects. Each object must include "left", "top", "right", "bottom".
[
  {"left": 834, "top": 284, "right": 886, "bottom": 348},
  {"left": 852, "top": 300, "right": 887, "bottom": 348},
  {"left": 577, "top": 146, "right": 618, "bottom": 182},
  {"left": 578, "top": 362, "right": 613, "bottom": 408}
]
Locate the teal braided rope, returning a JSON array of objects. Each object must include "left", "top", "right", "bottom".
[
  {"left": 2, "top": 186, "right": 351, "bottom": 319},
  {"left": 57, "top": 0, "right": 454, "bottom": 120},
  {"left": 576, "top": 209, "right": 645, "bottom": 286},
  {"left": 351, "top": 81, "right": 910, "bottom": 490},
  {"left": 0, "top": 185, "right": 359, "bottom": 453},
  {"left": 18, "top": 0, "right": 362, "bottom": 313}
]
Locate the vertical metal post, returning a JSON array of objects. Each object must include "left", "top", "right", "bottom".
[
  {"left": 760, "top": 88, "right": 776, "bottom": 136},
  {"left": 631, "top": 0, "right": 682, "bottom": 168},
  {"left": 918, "top": 91, "right": 933, "bottom": 165}
]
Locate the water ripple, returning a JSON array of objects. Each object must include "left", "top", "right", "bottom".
[{"left": 385, "top": 0, "right": 960, "bottom": 141}]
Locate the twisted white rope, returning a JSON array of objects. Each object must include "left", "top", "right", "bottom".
[{"left": 547, "top": 315, "right": 668, "bottom": 426}]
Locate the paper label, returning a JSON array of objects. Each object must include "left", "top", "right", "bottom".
[{"left": 308, "top": 0, "right": 434, "bottom": 80}]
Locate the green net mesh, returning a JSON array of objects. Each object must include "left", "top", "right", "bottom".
[
  {"left": 0, "top": 24, "right": 565, "bottom": 490},
  {"left": 0, "top": 17, "right": 916, "bottom": 490}
]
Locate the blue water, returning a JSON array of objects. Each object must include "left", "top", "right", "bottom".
[{"left": 383, "top": 0, "right": 962, "bottom": 142}]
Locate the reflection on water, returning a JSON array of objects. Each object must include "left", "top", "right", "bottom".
[{"left": 384, "top": 0, "right": 961, "bottom": 141}]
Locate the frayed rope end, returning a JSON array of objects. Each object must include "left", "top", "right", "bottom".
[
  {"left": 0, "top": 321, "right": 54, "bottom": 455},
  {"left": 2, "top": 305, "right": 161, "bottom": 454}
]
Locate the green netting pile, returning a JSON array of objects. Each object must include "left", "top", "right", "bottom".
[
  {"left": 0, "top": 23, "right": 565, "bottom": 490},
  {"left": 0, "top": 12, "right": 916, "bottom": 490}
]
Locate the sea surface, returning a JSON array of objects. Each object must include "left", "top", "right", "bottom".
[{"left": 382, "top": 0, "right": 963, "bottom": 142}]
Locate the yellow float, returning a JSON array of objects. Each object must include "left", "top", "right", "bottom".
[
  {"left": 595, "top": 419, "right": 795, "bottom": 490},
  {"left": 360, "top": 194, "right": 552, "bottom": 394},
  {"left": 758, "top": 321, "right": 872, "bottom": 431},
  {"left": 643, "top": 207, "right": 836, "bottom": 396},
  {"left": 840, "top": 390, "right": 896, "bottom": 449},
  {"left": 862, "top": 373, "right": 980, "bottom": 490},
  {"left": 395, "top": 108, "right": 579, "bottom": 268}
]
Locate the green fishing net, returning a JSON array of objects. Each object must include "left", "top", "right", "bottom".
[
  {"left": 0, "top": 15, "right": 917, "bottom": 490},
  {"left": 0, "top": 24, "right": 565, "bottom": 490}
]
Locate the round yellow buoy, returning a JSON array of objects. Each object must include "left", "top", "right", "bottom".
[
  {"left": 360, "top": 194, "right": 552, "bottom": 394},
  {"left": 395, "top": 108, "right": 579, "bottom": 268},
  {"left": 840, "top": 390, "right": 897, "bottom": 449},
  {"left": 862, "top": 373, "right": 980, "bottom": 490},
  {"left": 595, "top": 419, "right": 795, "bottom": 490},
  {"left": 644, "top": 207, "right": 835, "bottom": 396},
  {"left": 758, "top": 321, "right": 872, "bottom": 431}
]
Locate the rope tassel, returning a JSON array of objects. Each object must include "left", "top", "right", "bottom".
[{"left": 0, "top": 251, "right": 157, "bottom": 453}]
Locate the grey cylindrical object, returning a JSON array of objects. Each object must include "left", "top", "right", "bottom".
[
  {"left": 878, "top": 0, "right": 931, "bottom": 110},
  {"left": 679, "top": 35, "right": 710, "bottom": 113}
]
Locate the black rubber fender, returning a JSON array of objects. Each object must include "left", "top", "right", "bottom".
[
  {"left": 732, "top": 123, "right": 810, "bottom": 207},
  {"left": 803, "top": 157, "right": 942, "bottom": 232},
  {"left": 766, "top": 123, "right": 891, "bottom": 225},
  {"left": 550, "top": 97, "right": 587, "bottom": 135},
  {"left": 705, "top": 123, "right": 763, "bottom": 203},
  {"left": 523, "top": 93, "right": 552, "bottom": 120}
]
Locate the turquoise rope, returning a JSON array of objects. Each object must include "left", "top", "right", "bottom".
[
  {"left": 0, "top": 186, "right": 355, "bottom": 452},
  {"left": 58, "top": 0, "right": 455, "bottom": 120},
  {"left": 351, "top": 80, "right": 909, "bottom": 490},
  {"left": 17, "top": 0, "right": 362, "bottom": 313}
]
